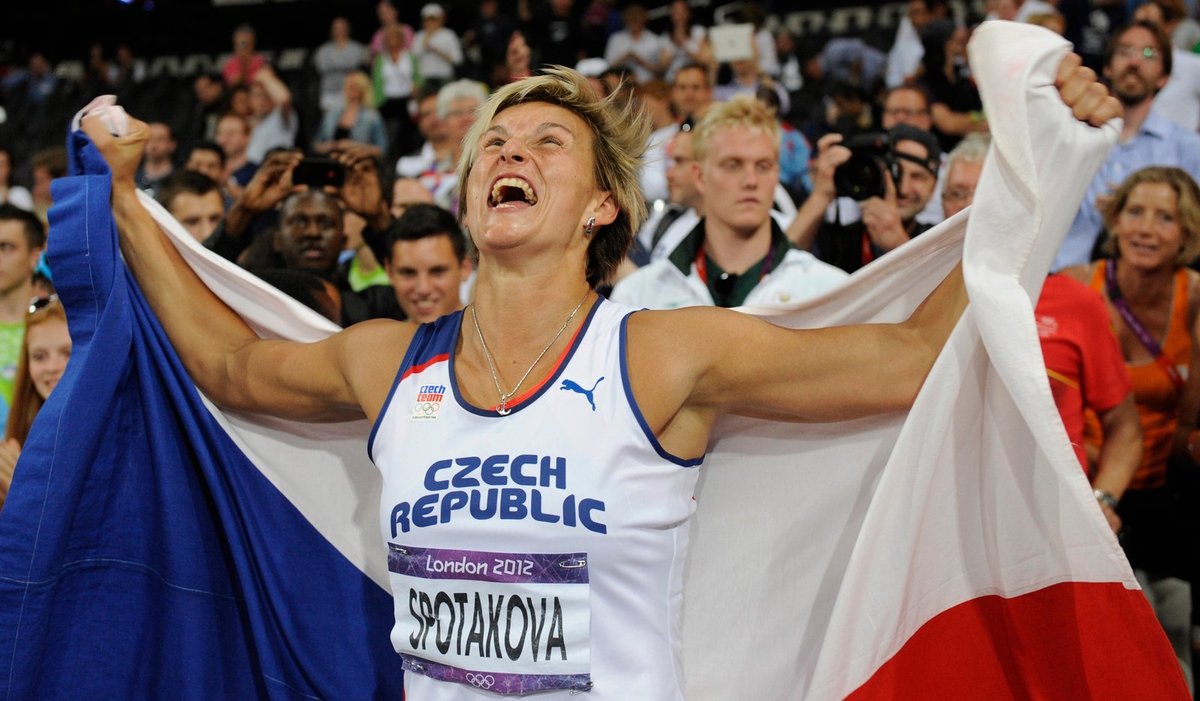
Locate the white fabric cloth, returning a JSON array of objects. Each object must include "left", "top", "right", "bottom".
[{"left": 682, "top": 23, "right": 1132, "bottom": 698}]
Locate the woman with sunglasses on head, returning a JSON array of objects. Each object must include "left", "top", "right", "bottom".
[{"left": 0, "top": 296, "right": 70, "bottom": 510}]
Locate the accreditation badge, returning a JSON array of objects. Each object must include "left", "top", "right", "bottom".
[{"left": 389, "top": 544, "right": 591, "bottom": 694}]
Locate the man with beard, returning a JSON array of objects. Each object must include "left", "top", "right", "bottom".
[{"left": 1054, "top": 20, "right": 1200, "bottom": 270}]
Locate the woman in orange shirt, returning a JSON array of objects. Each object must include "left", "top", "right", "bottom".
[{"left": 1063, "top": 165, "right": 1200, "bottom": 691}]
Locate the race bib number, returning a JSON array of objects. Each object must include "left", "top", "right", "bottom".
[{"left": 389, "top": 544, "right": 591, "bottom": 694}]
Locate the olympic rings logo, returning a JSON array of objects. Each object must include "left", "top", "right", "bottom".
[
  {"left": 413, "top": 402, "right": 441, "bottom": 416},
  {"left": 465, "top": 673, "right": 496, "bottom": 689}
]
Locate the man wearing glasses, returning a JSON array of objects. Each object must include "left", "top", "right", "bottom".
[{"left": 1054, "top": 20, "right": 1200, "bottom": 270}]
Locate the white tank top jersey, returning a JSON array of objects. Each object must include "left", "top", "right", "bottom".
[{"left": 369, "top": 298, "right": 702, "bottom": 699}]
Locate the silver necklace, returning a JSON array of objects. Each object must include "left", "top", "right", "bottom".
[{"left": 470, "top": 291, "right": 590, "bottom": 415}]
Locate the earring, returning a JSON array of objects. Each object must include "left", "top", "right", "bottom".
[{"left": 584, "top": 217, "right": 596, "bottom": 237}]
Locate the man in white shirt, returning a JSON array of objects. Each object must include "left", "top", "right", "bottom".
[
  {"left": 413, "top": 4, "right": 463, "bottom": 83},
  {"left": 1135, "top": 0, "right": 1200, "bottom": 130},
  {"left": 604, "top": 4, "right": 664, "bottom": 84}
]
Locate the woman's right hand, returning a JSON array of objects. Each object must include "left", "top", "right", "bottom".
[{"left": 81, "top": 112, "right": 149, "bottom": 192}]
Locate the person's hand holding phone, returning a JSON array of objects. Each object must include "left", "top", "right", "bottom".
[
  {"left": 332, "top": 143, "right": 390, "bottom": 231},
  {"left": 241, "top": 150, "right": 304, "bottom": 215}
]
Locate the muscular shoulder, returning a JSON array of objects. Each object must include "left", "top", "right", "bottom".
[{"left": 339, "top": 319, "right": 421, "bottom": 420}]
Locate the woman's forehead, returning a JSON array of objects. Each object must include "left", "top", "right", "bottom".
[{"left": 489, "top": 101, "right": 589, "bottom": 135}]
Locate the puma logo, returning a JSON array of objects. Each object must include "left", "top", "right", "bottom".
[{"left": 560, "top": 376, "right": 605, "bottom": 411}]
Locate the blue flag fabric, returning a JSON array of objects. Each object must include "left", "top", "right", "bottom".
[{"left": 0, "top": 128, "right": 403, "bottom": 698}]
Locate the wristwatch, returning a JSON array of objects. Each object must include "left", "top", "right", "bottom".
[{"left": 1093, "top": 489, "right": 1118, "bottom": 511}]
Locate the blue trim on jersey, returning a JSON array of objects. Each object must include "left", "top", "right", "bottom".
[
  {"left": 619, "top": 312, "right": 704, "bottom": 468},
  {"left": 450, "top": 297, "right": 604, "bottom": 418},
  {"left": 367, "top": 313, "right": 461, "bottom": 462}
]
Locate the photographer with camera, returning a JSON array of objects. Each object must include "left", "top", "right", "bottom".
[
  {"left": 204, "top": 146, "right": 403, "bottom": 326},
  {"left": 788, "top": 124, "right": 941, "bottom": 274}
]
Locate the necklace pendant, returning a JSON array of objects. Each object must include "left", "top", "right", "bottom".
[{"left": 496, "top": 404, "right": 511, "bottom": 416}]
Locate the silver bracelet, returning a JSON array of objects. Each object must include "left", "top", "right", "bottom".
[{"left": 1093, "top": 489, "right": 1118, "bottom": 511}]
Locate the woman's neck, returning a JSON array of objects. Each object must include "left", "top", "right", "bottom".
[{"left": 1115, "top": 258, "right": 1175, "bottom": 305}]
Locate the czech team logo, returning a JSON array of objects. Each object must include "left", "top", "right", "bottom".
[{"left": 412, "top": 384, "right": 446, "bottom": 420}]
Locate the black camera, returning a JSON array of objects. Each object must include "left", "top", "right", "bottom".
[{"left": 833, "top": 133, "right": 900, "bottom": 201}]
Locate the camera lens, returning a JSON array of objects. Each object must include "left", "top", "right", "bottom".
[{"left": 834, "top": 153, "right": 887, "bottom": 201}]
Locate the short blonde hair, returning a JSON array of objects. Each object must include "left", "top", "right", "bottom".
[
  {"left": 1103, "top": 166, "right": 1200, "bottom": 265},
  {"left": 344, "top": 71, "right": 374, "bottom": 105},
  {"left": 692, "top": 94, "right": 780, "bottom": 163},
  {"left": 456, "top": 67, "right": 651, "bottom": 287}
]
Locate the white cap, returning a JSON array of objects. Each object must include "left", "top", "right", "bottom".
[
  {"left": 421, "top": 3, "right": 445, "bottom": 18},
  {"left": 575, "top": 58, "right": 608, "bottom": 78}
]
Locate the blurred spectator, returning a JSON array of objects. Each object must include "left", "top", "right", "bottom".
[
  {"left": 385, "top": 203, "right": 472, "bottom": 323},
  {"left": 135, "top": 123, "right": 177, "bottom": 194},
  {"left": 414, "top": 4, "right": 464, "bottom": 83},
  {"left": 0, "top": 149, "right": 33, "bottom": 212},
  {"left": 632, "top": 118, "right": 703, "bottom": 264},
  {"left": 1025, "top": 10, "right": 1067, "bottom": 35},
  {"left": 1056, "top": 20, "right": 1200, "bottom": 270},
  {"left": 919, "top": 20, "right": 987, "bottom": 151},
  {"left": 251, "top": 268, "right": 343, "bottom": 325},
  {"left": 742, "top": 2, "right": 780, "bottom": 78},
  {"left": 245, "top": 66, "right": 298, "bottom": 164},
  {"left": 604, "top": 4, "right": 665, "bottom": 84},
  {"left": 215, "top": 113, "right": 258, "bottom": 192},
  {"left": 776, "top": 30, "right": 803, "bottom": 97},
  {"left": 503, "top": 32, "right": 534, "bottom": 85},
  {"left": 881, "top": 85, "right": 944, "bottom": 224},
  {"left": 373, "top": 25, "right": 422, "bottom": 162},
  {"left": 793, "top": 124, "right": 941, "bottom": 273},
  {"left": 755, "top": 85, "right": 811, "bottom": 202},
  {"left": 816, "top": 37, "right": 886, "bottom": 91},
  {"left": 612, "top": 96, "right": 846, "bottom": 309},
  {"left": 661, "top": 0, "right": 708, "bottom": 83},
  {"left": 30, "top": 148, "right": 66, "bottom": 229},
  {"left": 463, "top": 0, "right": 518, "bottom": 85},
  {"left": 637, "top": 80, "right": 679, "bottom": 205},
  {"left": 222, "top": 24, "right": 267, "bottom": 87},
  {"left": 421, "top": 79, "right": 488, "bottom": 211},
  {"left": 316, "top": 72, "right": 389, "bottom": 158},
  {"left": 581, "top": 0, "right": 622, "bottom": 60},
  {"left": 526, "top": 0, "right": 586, "bottom": 71},
  {"left": 392, "top": 177, "right": 435, "bottom": 219},
  {"left": 671, "top": 63, "right": 714, "bottom": 121},
  {"left": 714, "top": 49, "right": 788, "bottom": 115},
  {"left": 111, "top": 44, "right": 146, "bottom": 92},
  {"left": 84, "top": 43, "right": 116, "bottom": 95},
  {"left": 938, "top": 132, "right": 988, "bottom": 221},
  {"left": 225, "top": 84, "right": 253, "bottom": 120},
  {"left": 0, "top": 206, "right": 46, "bottom": 433},
  {"left": 2, "top": 54, "right": 57, "bottom": 106},
  {"left": 1, "top": 295, "right": 69, "bottom": 511},
  {"left": 396, "top": 88, "right": 452, "bottom": 179},
  {"left": 1134, "top": 0, "right": 1200, "bottom": 131},
  {"left": 887, "top": 0, "right": 950, "bottom": 88},
  {"left": 369, "top": 0, "right": 415, "bottom": 58},
  {"left": 315, "top": 17, "right": 370, "bottom": 114},
  {"left": 1060, "top": 0, "right": 1128, "bottom": 71},
  {"left": 155, "top": 171, "right": 225, "bottom": 244},
  {"left": 987, "top": 0, "right": 1056, "bottom": 22},
  {"left": 184, "top": 73, "right": 227, "bottom": 149},
  {"left": 184, "top": 142, "right": 227, "bottom": 187}
]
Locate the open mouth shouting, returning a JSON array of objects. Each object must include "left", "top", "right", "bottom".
[{"left": 489, "top": 176, "right": 539, "bottom": 209}]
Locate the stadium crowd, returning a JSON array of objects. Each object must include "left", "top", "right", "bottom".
[{"left": 0, "top": 0, "right": 1197, "bottom": 693}]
